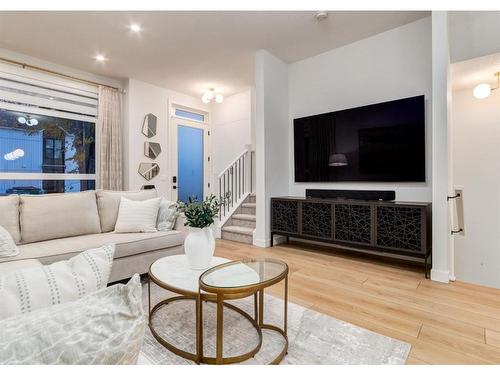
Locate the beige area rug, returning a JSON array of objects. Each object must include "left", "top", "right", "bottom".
[{"left": 138, "top": 281, "right": 411, "bottom": 365}]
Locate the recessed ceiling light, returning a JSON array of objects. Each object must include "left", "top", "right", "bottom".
[
  {"left": 95, "top": 54, "right": 106, "bottom": 62},
  {"left": 130, "top": 24, "right": 142, "bottom": 33}
]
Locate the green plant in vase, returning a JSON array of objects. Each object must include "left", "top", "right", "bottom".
[{"left": 177, "top": 193, "right": 230, "bottom": 269}]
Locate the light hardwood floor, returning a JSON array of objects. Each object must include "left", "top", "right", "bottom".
[{"left": 215, "top": 239, "right": 500, "bottom": 365}]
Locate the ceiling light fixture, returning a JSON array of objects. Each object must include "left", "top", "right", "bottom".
[
  {"left": 130, "top": 23, "right": 142, "bottom": 33},
  {"left": 315, "top": 11, "right": 328, "bottom": 22},
  {"left": 473, "top": 72, "right": 500, "bottom": 99},
  {"left": 95, "top": 54, "right": 106, "bottom": 62},
  {"left": 201, "top": 88, "right": 223, "bottom": 104}
]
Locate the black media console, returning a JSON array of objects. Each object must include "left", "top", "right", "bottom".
[{"left": 270, "top": 195, "right": 432, "bottom": 278}]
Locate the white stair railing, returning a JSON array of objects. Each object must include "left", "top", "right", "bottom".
[{"left": 218, "top": 146, "right": 255, "bottom": 223}]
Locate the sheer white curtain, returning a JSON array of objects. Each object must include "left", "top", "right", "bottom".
[{"left": 97, "top": 86, "right": 123, "bottom": 190}]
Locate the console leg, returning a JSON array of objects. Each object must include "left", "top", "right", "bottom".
[
  {"left": 424, "top": 254, "right": 430, "bottom": 279},
  {"left": 270, "top": 233, "right": 274, "bottom": 247}
]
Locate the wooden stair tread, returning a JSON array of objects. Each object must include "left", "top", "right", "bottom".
[
  {"left": 222, "top": 226, "right": 254, "bottom": 235},
  {"left": 241, "top": 203, "right": 256, "bottom": 208},
  {"left": 232, "top": 213, "right": 256, "bottom": 221}
]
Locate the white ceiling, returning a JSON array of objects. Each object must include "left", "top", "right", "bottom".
[{"left": 0, "top": 11, "right": 429, "bottom": 98}]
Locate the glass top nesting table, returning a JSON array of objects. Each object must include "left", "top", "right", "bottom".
[{"left": 148, "top": 254, "right": 289, "bottom": 365}]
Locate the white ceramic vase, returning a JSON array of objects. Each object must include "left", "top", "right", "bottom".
[{"left": 184, "top": 226, "right": 215, "bottom": 270}]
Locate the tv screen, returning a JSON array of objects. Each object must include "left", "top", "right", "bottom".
[{"left": 293, "top": 95, "right": 425, "bottom": 182}]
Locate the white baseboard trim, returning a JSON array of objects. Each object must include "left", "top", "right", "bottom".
[
  {"left": 273, "top": 235, "right": 287, "bottom": 245},
  {"left": 253, "top": 235, "right": 287, "bottom": 248},
  {"left": 431, "top": 268, "right": 450, "bottom": 283},
  {"left": 253, "top": 237, "right": 270, "bottom": 247}
]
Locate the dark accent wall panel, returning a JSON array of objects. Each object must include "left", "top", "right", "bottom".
[
  {"left": 271, "top": 200, "right": 298, "bottom": 234},
  {"left": 301, "top": 201, "right": 332, "bottom": 239},
  {"left": 334, "top": 203, "right": 372, "bottom": 244}
]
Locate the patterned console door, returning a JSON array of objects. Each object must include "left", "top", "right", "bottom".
[
  {"left": 376, "top": 206, "right": 423, "bottom": 254},
  {"left": 301, "top": 202, "right": 332, "bottom": 239},
  {"left": 271, "top": 199, "right": 299, "bottom": 234},
  {"left": 334, "top": 203, "right": 372, "bottom": 245}
]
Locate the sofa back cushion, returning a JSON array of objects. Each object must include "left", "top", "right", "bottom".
[
  {"left": 96, "top": 189, "right": 158, "bottom": 232},
  {"left": 0, "top": 195, "right": 21, "bottom": 244},
  {"left": 20, "top": 191, "right": 101, "bottom": 243}
]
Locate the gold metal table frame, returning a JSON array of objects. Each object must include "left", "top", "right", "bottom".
[{"left": 147, "top": 258, "right": 288, "bottom": 365}]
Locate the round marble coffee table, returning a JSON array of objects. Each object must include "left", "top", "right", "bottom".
[{"left": 148, "top": 254, "right": 264, "bottom": 364}]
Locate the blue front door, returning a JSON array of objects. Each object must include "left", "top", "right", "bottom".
[{"left": 177, "top": 125, "right": 204, "bottom": 203}]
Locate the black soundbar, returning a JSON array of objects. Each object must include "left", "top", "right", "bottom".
[{"left": 305, "top": 189, "right": 395, "bottom": 201}]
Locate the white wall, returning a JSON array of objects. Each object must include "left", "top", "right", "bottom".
[
  {"left": 288, "top": 17, "right": 433, "bottom": 202},
  {"left": 211, "top": 89, "right": 253, "bottom": 177},
  {"left": 123, "top": 78, "right": 210, "bottom": 198},
  {"left": 450, "top": 11, "right": 500, "bottom": 63},
  {"left": 452, "top": 89, "right": 500, "bottom": 288},
  {"left": 430, "top": 12, "right": 452, "bottom": 283},
  {"left": 0, "top": 47, "right": 123, "bottom": 90},
  {"left": 254, "top": 50, "right": 289, "bottom": 247}
]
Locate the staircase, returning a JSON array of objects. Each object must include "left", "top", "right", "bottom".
[
  {"left": 216, "top": 146, "right": 256, "bottom": 245},
  {"left": 221, "top": 193, "right": 256, "bottom": 244}
]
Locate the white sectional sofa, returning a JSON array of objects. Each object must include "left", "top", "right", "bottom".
[{"left": 0, "top": 189, "right": 187, "bottom": 282}]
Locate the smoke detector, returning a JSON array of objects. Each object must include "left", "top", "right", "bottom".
[{"left": 315, "top": 11, "right": 328, "bottom": 22}]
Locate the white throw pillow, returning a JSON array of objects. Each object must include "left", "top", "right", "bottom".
[
  {"left": 0, "top": 274, "right": 145, "bottom": 365},
  {"left": 157, "top": 197, "right": 179, "bottom": 231},
  {"left": 115, "top": 197, "right": 162, "bottom": 233},
  {"left": 0, "top": 244, "right": 114, "bottom": 320},
  {"left": 0, "top": 225, "right": 19, "bottom": 258}
]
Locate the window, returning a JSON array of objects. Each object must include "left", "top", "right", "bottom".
[
  {"left": 175, "top": 108, "right": 206, "bottom": 123},
  {"left": 0, "top": 109, "right": 96, "bottom": 195},
  {"left": 0, "top": 179, "right": 95, "bottom": 195},
  {"left": 0, "top": 65, "right": 98, "bottom": 195}
]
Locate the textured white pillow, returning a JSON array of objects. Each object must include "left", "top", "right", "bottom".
[
  {"left": 0, "top": 244, "right": 114, "bottom": 320},
  {"left": 157, "top": 197, "right": 179, "bottom": 231},
  {"left": 0, "top": 274, "right": 145, "bottom": 365},
  {"left": 115, "top": 197, "right": 162, "bottom": 233},
  {"left": 0, "top": 225, "right": 19, "bottom": 258}
]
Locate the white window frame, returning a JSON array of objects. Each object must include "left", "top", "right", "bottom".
[
  {"left": 173, "top": 104, "right": 209, "bottom": 124},
  {"left": 0, "top": 65, "right": 99, "bottom": 190}
]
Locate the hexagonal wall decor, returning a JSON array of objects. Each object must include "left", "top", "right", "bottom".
[
  {"left": 138, "top": 162, "right": 160, "bottom": 181},
  {"left": 144, "top": 141, "right": 162, "bottom": 160},
  {"left": 142, "top": 113, "right": 157, "bottom": 138}
]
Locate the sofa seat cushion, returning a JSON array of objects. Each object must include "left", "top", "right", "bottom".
[
  {"left": 0, "top": 195, "right": 21, "bottom": 244},
  {"left": 0, "top": 230, "right": 185, "bottom": 265},
  {"left": 96, "top": 189, "right": 158, "bottom": 233},
  {"left": 20, "top": 191, "right": 101, "bottom": 244}
]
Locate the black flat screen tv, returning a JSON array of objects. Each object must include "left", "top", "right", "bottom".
[{"left": 293, "top": 95, "right": 425, "bottom": 182}]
